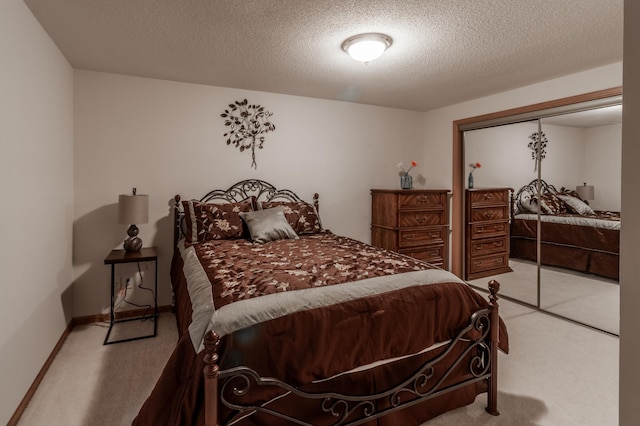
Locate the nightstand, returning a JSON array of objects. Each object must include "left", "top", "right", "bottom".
[{"left": 103, "top": 247, "right": 158, "bottom": 345}]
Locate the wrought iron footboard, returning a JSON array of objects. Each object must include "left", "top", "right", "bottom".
[{"left": 203, "top": 281, "right": 501, "bottom": 426}]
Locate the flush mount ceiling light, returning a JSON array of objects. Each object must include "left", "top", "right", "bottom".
[{"left": 342, "top": 33, "right": 392, "bottom": 63}]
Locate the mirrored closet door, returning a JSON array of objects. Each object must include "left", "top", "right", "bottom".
[
  {"left": 461, "top": 98, "right": 621, "bottom": 335},
  {"left": 537, "top": 107, "right": 621, "bottom": 335}
]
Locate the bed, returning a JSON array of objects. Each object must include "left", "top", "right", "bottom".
[
  {"left": 134, "top": 179, "right": 508, "bottom": 426},
  {"left": 510, "top": 179, "right": 620, "bottom": 280}
]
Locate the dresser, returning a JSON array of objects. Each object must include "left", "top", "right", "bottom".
[
  {"left": 371, "top": 189, "right": 450, "bottom": 269},
  {"left": 465, "top": 188, "right": 512, "bottom": 280}
]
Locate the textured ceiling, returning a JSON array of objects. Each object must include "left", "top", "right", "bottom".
[{"left": 23, "top": 0, "right": 623, "bottom": 112}]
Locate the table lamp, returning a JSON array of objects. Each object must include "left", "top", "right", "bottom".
[
  {"left": 118, "top": 188, "right": 149, "bottom": 252},
  {"left": 576, "top": 182, "right": 595, "bottom": 202}
]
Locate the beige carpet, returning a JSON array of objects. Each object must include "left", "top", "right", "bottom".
[
  {"left": 17, "top": 300, "right": 618, "bottom": 425},
  {"left": 469, "top": 259, "right": 619, "bottom": 335}
]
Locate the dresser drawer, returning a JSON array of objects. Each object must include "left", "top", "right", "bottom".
[
  {"left": 469, "top": 253, "right": 509, "bottom": 275},
  {"left": 398, "top": 193, "right": 445, "bottom": 210},
  {"left": 399, "top": 245, "right": 444, "bottom": 264},
  {"left": 470, "top": 206, "right": 508, "bottom": 222},
  {"left": 469, "top": 190, "right": 509, "bottom": 207},
  {"left": 399, "top": 211, "right": 444, "bottom": 228},
  {"left": 399, "top": 228, "right": 445, "bottom": 248},
  {"left": 469, "top": 221, "right": 508, "bottom": 239},
  {"left": 469, "top": 236, "right": 508, "bottom": 256}
]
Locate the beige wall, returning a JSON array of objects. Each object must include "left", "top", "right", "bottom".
[
  {"left": 585, "top": 124, "right": 621, "bottom": 211},
  {"left": 620, "top": 1, "right": 640, "bottom": 423},
  {"left": 73, "top": 70, "right": 426, "bottom": 317},
  {"left": 0, "top": 0, "right": 74, "bottom": 423}
]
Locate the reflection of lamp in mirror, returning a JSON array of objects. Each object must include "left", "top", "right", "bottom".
[
  {"left": 576, "top": 182, "right": 595, "bottom": 202},
  {"left": 118, "top": 188, "right": 149, "bottom": 252}
]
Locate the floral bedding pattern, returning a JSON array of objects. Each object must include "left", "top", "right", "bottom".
[
  {"left": 182, "top": 199, "right": 253, "bottom": 243},
  {"left": 261, "top": 200, "right": 322, "bottom": 234},
  {"left": 552, "top": 210, "right": 620, "bottom": 222},
  {"left": 191, "top": 231, "right": 437, "bottom": 309}
]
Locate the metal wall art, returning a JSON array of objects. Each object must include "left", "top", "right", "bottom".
[
  {"left": 221, "top": 99, "right": 276, "bottom": 169},
  {"left": 527, "top": 131, "right": 548, "bottom": 172}
]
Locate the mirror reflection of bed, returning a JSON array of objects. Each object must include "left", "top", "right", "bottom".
[{"left": 463, "top": 103, "right": 621, "bottom": 335}]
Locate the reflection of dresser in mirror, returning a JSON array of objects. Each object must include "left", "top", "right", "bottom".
[{"left": 465, "top": 188, "right": 513, "bottom": 280}]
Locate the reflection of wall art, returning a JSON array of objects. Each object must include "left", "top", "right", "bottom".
[
  {"left": 221, "top": 99, "right": 276, "bottom": 169},
  {"left": 527, "top": 131, "right": 548, "bottom": 172}
]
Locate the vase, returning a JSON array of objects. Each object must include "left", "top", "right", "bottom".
[
  {"left": 400, "top": 173, "right": 412, "bottom": 190},
  {"left": 468, "top": 172, "right": 474, "bottom": 189}
]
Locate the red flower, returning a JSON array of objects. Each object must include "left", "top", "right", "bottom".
[{"left": 397, "top": 161, "right": 418, "bottom": 174}]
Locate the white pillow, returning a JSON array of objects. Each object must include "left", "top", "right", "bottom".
[
  {"left": 557, "top": 194, "right": 595, "bottom": 215},
  {"left": 521, "top": 197, "right": 539, "bottom": 214},
  {"left": 239, "top": 207, "right": 299, "bottom": 243}
]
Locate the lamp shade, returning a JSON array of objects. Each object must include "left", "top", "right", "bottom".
[
  {"left": 118, "top": 194, "right": 149, "bottom": 225},
  {"left": 576, "top": 183, "right": 595, "bottom": 201}
]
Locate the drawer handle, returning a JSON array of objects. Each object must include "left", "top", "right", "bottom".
[
  {"left": 495, "top": 258, "right": 503, "bottom": 265},
  {"left": 416, "top": 215, "right": 427, "bottom": 224},
  {"left": 478, "top": 225, "right": 504, "bottom": 234},
  {"left": 430, "top": 232, "right": 440, "bottom": 238},
  {"left": 483, "top": 211, "right": 493, "bottom": 219},
  {"left": 494, "top": 241, "right": 503, "bottom": 247},
  {"left": 475, "top": 244, "right": 483, "bottom": 250},
  {"left": 429, "top": 250, "right": 439, "bottom": 256},
  {"left": 405, "top": 234, "right": 415, "bottom": 240},
  {"left": 483, "top": 193, "right": 494, "bottom": 200},
  {"left": 416, "top": 195, "right": 428, "bottom": 203}
]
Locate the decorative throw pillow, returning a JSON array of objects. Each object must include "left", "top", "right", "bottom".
[
  {"left": 557, "top": 194, "right": 595, "bottom": 216},
  {"left": 181, "top": 199, "right": 253, "bottom": 243},
  {"left": 538, "top": 192, "right": 568, "bottom": 215},
  {"left": 522, "top": 197, "right": 540, "bottom": 214},
  {"left": 261, "top": 201, "right": 323, "bottom": 234},
  {"left": 239, "top": 207, "right": 299, "bottom": 243},
  {"left": 559, "top": 189, "right": 583, "bottom": 200}
]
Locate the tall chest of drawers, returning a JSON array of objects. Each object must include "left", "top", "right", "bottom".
[
  {"left": 371, "top": 189, "right": 450, "bottom": 269},
  {"left": 465, "top": 188, "right": 512, "bottom": 280}
]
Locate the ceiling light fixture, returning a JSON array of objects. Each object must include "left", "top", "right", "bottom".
[{"left": 342, "top": 33, "right": 392, "bottom": 63}]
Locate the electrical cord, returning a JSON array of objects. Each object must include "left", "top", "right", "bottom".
[{"left": 120, "top": 261, "right": 155, "bottom": 321}]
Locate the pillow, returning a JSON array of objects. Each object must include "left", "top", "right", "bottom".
[
  {"left": 558, "top": 189, "right": 583, "bottom": 200},
  {"left": 181, "top": 199, "right": 253, "bottom": 243},
  {"left": 239, "top": 207, "right": 299, "bottom": 243},
  {"left": 261, "top": 201, "right": 323, "bottom": 234},
  {"left": 538, "top": 192, "right": 568, "bottom": 215},
  {"left": 521, "top": 197, "right": 540, "bottom": 214},
  {"left": 557, "top": 194, "right": 595, "bottom": 215}
]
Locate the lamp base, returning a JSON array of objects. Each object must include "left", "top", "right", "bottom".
[{"left": 123, "top": 224, "right": 143, "bottom": 252}]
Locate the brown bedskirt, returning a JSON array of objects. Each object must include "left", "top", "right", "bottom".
[{"left": 510, "top": 218, "right": 619, "bottom": 280}]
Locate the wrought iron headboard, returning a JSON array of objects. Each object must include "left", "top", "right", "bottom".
[
  {"left": 511, "top": 179, "right": 559, "bottom": 216},
  {"left": 173, "top": 179, "right": 319, "bottom": 246}
]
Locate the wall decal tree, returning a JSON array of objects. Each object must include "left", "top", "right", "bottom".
[{"left": 221, "top": 99, "right": 276, "bottom": 169}]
